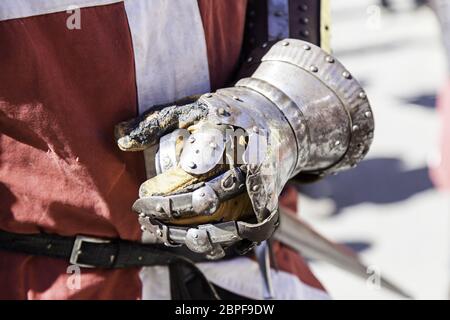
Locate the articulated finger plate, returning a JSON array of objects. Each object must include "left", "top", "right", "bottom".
[
  {"left": 133, "top": 167, "right": 247, "bottom": 221},
  {"left": 137, "top": 209, "right": 279, "bottom": 260}
]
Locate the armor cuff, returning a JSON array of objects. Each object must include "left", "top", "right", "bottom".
[{"left": 236, "top": 39, "right": 374, "bottom": 177}]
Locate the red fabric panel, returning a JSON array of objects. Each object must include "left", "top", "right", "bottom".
[
  {"left": 0, "top": 3, "right": 144, "bottom": 299},
  {"left": 198, "top": 0, "right": 248, "bottom": 90}
]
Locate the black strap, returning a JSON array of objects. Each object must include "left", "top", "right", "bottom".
[
  {"left": 0, "top": 230, "right": 184, "bottom": 268},
  {"left": 0, "top": 229, "right": 220, "bottom": 299}
]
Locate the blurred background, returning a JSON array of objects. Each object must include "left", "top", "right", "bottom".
[{"left": 298, "top": 0, "right": 450, "bottom": 299}]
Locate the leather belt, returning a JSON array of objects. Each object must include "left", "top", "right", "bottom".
[{"left": 0, "top": 229, "right": 221, "bottom": 299}]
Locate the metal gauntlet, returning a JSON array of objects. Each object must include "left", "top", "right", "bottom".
[{"left": 116, "top": 39, "right": 374, "bottom": 259}]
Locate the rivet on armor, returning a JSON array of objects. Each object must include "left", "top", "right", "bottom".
[
  {"left": 342, "top": 71, "right": 352, "bottom": 79},
  {"left": 156, "top": 229, "right": 163, "bottom": 237},
  {"left": 252, "top": 126, "right": 259, "bottom": 133},
  {"left": 217, "top": 108, "right": 229, "bottom": 116},
  {"left": 365, "top": 111, "right": 372, "bottom": 118},
  {"left": 262, "top": 42, "right": 268, "bottom": 48},
  {"left": 138, "top": 256, "right": 143, "bottom": 261},
  {"left": 188, "top": 136, "right": 195, "bottom": 143},
  {"left": 325, "top": 56, "right": 335, "bottom": 63},
  {"left": 247, "top": 57, "right": 253, "bottom": 63},
  {"left": 359, "top": 91, "right": 367, "bottom": 99},
  {"left": 200, "top": 192, "right": 205, "bottom": 197},
  {"left": 301, "top": 17, "right": 309, "bottom": 24},
  {"left": 352, "top": 125, "right": 359, "bottom": 132},
  {"left": 282, "top": 41, "right": 289, "bottom": 46},
  {"left": 299, "top": 4, "right": 308, "bottom": 11},
  {"left": 205, "top": 93, "right": 213, "bottom": 98},
  {"left": 233, "top": 96, "right": 242, "bottom": 102},
  {"left": 335, "top": 140, "right": 341, "bottom": 146},
  {"left": 303, "top": 44, "right": 311, "bottom": 50},
  {"left": 310, "top": 65, "right": 318, "bottom": 73},
  {"left": 155, "top": 204, "right": 163, "bottom": 212},
  {"left": 140, "top": 226, "right": 146, "bottom": 232},
  {"left": 193, "top": 232, "right": 199, "bottom": 239},
  {"left": 139, "top": 213, "right": 145, "bottom": 218},
  {"left": 209, "top": 142, "right": 218, "bottom": 149},
  {"left": 252, "top": 184, "right": 260, "bottom": 192},
  {"left": 301, "top": 30, "right": 310, "bottom": 37},
  {"left": 187, "top": 161, "right": 197, "bottom": 169}
]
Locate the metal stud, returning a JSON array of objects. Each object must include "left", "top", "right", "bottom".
[
  {"left": 325, "top": 56, "right": 335, "bottom": 63},
  {"left": 141, "top": 226, "right": 147, "bottom": 232},
  {"left": 205, "top": 93, "right": 213, "bottom": 98},
  {"left": 188, "top": 136, "right": 196, "bottom": 143},
  {"left": 301, "top": 30, "right": 310, "bottom": 37},
  {"left": 309, "top": 65, "right": 318, "bottom": 73},
  {"left": 282, "top": 41, "right": 289, "bottom": 46},
  {"left": 217, "top": 108, "right": 228, "bottom": 116},
  {"left": 252, "top": 185, "right": 260, "bottom": 192},
  {"left": 139, "top": 213, "right": 146, "bottom": 218},
  {"left": 364, "top": 111, "right": 372, "bottom": 118},
  {"left": 247, "top": 57, "right": 253, "bottom": 63},
  {"left": 252, "top": 126, "right": 259, "bottom": 133},
  {"left": 352, "top": 125, "right": 359, "bottom": 132},
  {"left": 233, "top": 96, "right": 242, "bottom": 102},
  {"left": 299, "top": 4, "right": 308, "bottom": 11},
  {"left": 156, "top": 229, "right": 163, "bottom": 237},
  {"left": 155, "top": 204, "right": 163, "bottom": 212},
  {"left": 303, "top": 44, "right": 311, "bottom": 50},
  {"left": 342, "top": 71, "right": 352, "bottom": 79},
  {"left": 138, "top": 256, "right": 143, "bottom": 261},
  {"left": 335, "top": 140, "right": 341, "bottom": 146},
  {"left": 262, "top": 42, "right": 268, "bottom": 48},
  {"left": 209, "top": 142, "right": 218, "bottom": 149},
  {"left": 300, "top": 17, "right": 309, "bottom": 24},
  {"left": 193, "top": 232, "right": 199, "bottom": 239},
  {"left": 359, "top": 91, "right": 367, "bottom": 99},
  {"left": 187, "top": 161, "right": 197, "bottom": 169},
  {"left": 46, "top": 244, "right": 52, "bottom": 250}
]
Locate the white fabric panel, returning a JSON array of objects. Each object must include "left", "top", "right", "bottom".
[
  {"left": 197, "top": 257, "right": 330, "bottom": 300},
  {"left": 0, "top": 0, "right": 122, "bottom": 21},
  {"left": 123, "top": 0, "right": 211, "bottom": 300},
  {"left": 124, "top": 0, "right": 210, "bottom": 113}
]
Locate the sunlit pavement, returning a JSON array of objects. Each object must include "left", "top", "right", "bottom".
[{"left": 300, "top": 0, "right": 450, "bottom": 299}]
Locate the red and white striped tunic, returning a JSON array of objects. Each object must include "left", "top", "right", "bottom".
[{"left": 0, "top": 0, "right": 328, "bottom": 300}]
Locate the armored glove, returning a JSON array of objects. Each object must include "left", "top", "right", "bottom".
[{"left": 115, "top": 39, "right": 374, "bottom": 259}]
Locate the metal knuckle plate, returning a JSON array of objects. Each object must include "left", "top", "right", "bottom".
[
  {"left": 179, "top": 127, "right": 225, "bottom": 175},
  {"left": 192, "top": 185, "right": 219, "bottom": 216},
  {"left": 185, "top": 228, "right": 214, "bottom": 254}
]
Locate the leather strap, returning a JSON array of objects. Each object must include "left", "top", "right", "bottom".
[{"left": 0, "top": 229, "right": 221, "bottom": 299}]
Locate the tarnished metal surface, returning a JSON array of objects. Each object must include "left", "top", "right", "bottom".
[{"left": 116, "top": 38, "right": 374, "bottom": 259}]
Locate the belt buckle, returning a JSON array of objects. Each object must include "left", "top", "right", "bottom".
[{"left": 70, "top": 235, "right": 111, "bottom": 268}]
